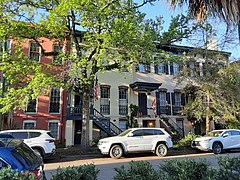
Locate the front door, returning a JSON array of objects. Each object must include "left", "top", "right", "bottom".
[
  {"left": 138, "top": 93, "right": 147, "bottom": 116},
  {"left": 74, "top": 120, "right": 82, "bottom": 145}
]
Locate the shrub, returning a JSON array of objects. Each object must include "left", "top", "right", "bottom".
[
  {"left": 114, "top": 161, "right": 160, "bottom": 180},
  {"left": 51, "top": 163, "right": 99, "bottom": 180},
  {"left": 158, "top": 159, "right": 217, "bottom": 180},
  {"left": 174, "top": 132, "right": 200, "bottom": 149},
  {"left": 0, "top": 167, "right": 35, "bottom": 180},
  {"left": 217, "top": 156, "right": 240, "bottom": 180}
]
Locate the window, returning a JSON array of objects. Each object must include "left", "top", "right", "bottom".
[
  {"left": 153, "top": 129, "right": 164, "bottom": 135},
  {"left": 155, "top": 62, "right": 165, "bottom": 74},
  {"left": 119, "top": 119, "right": 127, "bottom": 131},
  {"left": 137, "top": 64, "right": 151, "bottom": 73},
  {"left": 23, "top": 120, "right": 36, "bottom": 129},
  {"left": 49, "top": 87, "right": 60, "bottom": 113},
  {"left": 143, "top": 129, "right": 154, "bottom": 136},
  {"left": 29, "top": 132, "right": 41, "bottom": 138},
  {"left": 159, "top": 92, "right": 166, "bottom": 106},
  {"left": 100, "top": 86, "right": 110, "bottom": 115},
  {"left": 119, "top": 87, "right": 128, "bottom": 115},
  {"left": 188, "top": 62, "right": 195, "bottom": 76},
  {"left": 132, "top": 129, "right": 144, "bottom": 136},
  {"left": 0, "top": 40, "right": 11, "bottom": 54},
  {"left": 11, "top": 132, "right": 28, "bottom": 139},
  {"left": 173, "top": 62, "right": 179, "bottom": 75},
  {"left": 26, "top": 98, "right": 37, "bottom": 113},
  {"left": 0, "top": 159, "right": 8, "bottom": 169},
  {"left": 48, "top": 120, "right": 60, "bottom": 140},
  {"left": 29, "top": 42, "right": 40, "bottom": 62},
  {"left": 52, "top": 45, "right": 62, "bottom": 64},
  {"left": 175, "top": 92, "right": 181, "bottom": 107}
]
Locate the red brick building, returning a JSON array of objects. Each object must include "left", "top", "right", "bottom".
[{"left": 2, "top": 37, "right": 67, "bottom": 145}]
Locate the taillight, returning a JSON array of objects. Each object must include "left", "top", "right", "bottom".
[
  {"left": 29, "top": 169, "right": 41, "bottom": 179},
  {"left": 168, "top": 135, "right": 172, "bottom": 139},
  {"left": 45, "top": 139, "right": 55, "bottom": 143}
]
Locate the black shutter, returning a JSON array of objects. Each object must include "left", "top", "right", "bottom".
[
  {"left": 154, "top": 63, "right": 158, "bottom": 74},
  {"left": 166, "top": 92, "right": 171, "bottom": 115},
  {"left": 156, "top": 91, "right": 160, "bottom": 115},
  {"left": 170, "top": 62, "right": 174, "bottom": 75},
  {"left": 171, "top": 93, "right": 175, "bottom": 105},
  {"left": 181, "top": 93, "right": 186, "bottom": 106}
]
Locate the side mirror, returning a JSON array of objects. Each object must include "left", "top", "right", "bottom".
[
  {"left": 223, "top": 134, "right": 229, "bottom": 138},
  {"left": 128, "top": 132, "right": 134, "bottom": 137}
]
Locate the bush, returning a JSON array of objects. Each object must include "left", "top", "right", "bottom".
[
  {"left": 174, "top": 132, "right": 200, "bottom": 149},
  {"left": 217, "top": 156, "right": 240, "bottom": 180},
  {"left": 51, "top": 163, "right": 99, "bottom": 180},
  {"left": 0, "top": 167, "right": 35, "bottom": 180},
  {"left": 159, "top": 159, "right": 217, "bottom": 180},
  {"left": 114, "top": 161, "right": 160, "bottom": 180}
]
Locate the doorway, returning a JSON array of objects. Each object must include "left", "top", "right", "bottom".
[
  {"left": 74, "top": 120, "right": 82, "bottom": 145},
  {"left": 138, "top": 92, "right": 147, "bottom": 116}
]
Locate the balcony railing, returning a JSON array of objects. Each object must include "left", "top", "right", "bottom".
[
  {"left": 66, "top": 106, "right": 82, "bottom": 120},
  {"left": 172, "top": 106, "right": 183, "bottom": 115}
]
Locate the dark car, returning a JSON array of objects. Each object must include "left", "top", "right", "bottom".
[{"left": 0, "top": 139, "right": 46, "bottom": 179}]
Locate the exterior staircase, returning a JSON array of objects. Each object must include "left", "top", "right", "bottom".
[
  {"left": 159, "top": 115, "right": 184, "bottom": 142},
  {"left": 90, "top": 108, "right": 123, "bottom": 136}
]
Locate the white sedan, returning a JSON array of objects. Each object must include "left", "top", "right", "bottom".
[{"left": 191, "top": 129, "right": 240, "bottom": 154}]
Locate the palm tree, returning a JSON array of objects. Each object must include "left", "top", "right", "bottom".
[{"left": 166, "top": 0, "right": 240, "bottom": 25}]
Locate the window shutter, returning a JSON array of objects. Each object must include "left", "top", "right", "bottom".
[
  {"left": 171, "top": 93, "right": 175, "bottom": 105},
  {"left": 181, "top": 93, "right": 186, "bottom": 106},
  {"left": 166, "top": 92, "right": 171, "bottom": 115},
  {"left": 156, "top": 91, "right": 160, "bottom": 115},
  {"left": 170, "top": 62, "right": 174, "bottom": 75}
]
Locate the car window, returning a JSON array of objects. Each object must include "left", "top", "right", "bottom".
[
  {"left": 222, "top": 131, "right": 231, "bottom": 137},
  {"left": 154, "top": 129, "right": 164, "bottom": 135},
  {"left": 143, "top": 129, "right": 154, "bottom": 136},
  {"left": 11, "top": 143, "right": 41, "bottom": 169},
  {"left": 47, "top": 132, "right": 55, "bottom": 138},
  {"left": 29, "top": 132, "right": 41, "bottom": 138},
  {"left": 132, "top": 130, "right": 144, "bottom": 136},
  {"left": 12, "top": 132, "right": 28, "bottom": 139},
  {"left": 0, "top": 159, "right": 8, "bottom": 169},
  {"left": 230, "top": 130, "right": 240, "bottom": 136}
]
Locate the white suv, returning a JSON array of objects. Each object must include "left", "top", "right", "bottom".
[
  {"left": 0, "top": 129, "right": 56, "bottom": 159},
  {"left": 98, "top": 128, "right": 173, "bottom": 159},
  {"left": 191, "top": 129, "right": 240, "bottom": 154}
]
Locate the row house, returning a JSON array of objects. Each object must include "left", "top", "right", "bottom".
[
  {"left": 0, "top": 37, "right": 67, "bottom": 145},
  {"left": 65, "top": 44, "right": 230, "bottom": 146}
]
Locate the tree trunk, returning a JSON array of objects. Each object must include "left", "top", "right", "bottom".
[
  {"left": 80, "top": 87, "right": 90, "bottom": 150},
  {"left": 205, "top": 92, "right": 210, "bottom": 133}
]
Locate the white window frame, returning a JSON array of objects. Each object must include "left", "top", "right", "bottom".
[
  {"left": 29, "top": 42, "right": 41, "bottom": 62},
  {"left": 48, "top": 120, "right": 60, "bottom": 140},
  {"left": 23, "top": 120, "right": 36, "bottom": 129},
  {"left": 49, "top": 87, "right": 61, "bottom": 114}
]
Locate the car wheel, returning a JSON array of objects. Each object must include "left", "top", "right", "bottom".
[
  {"left": 110, "top": 145, "right": 123, "bottom": 159},
  {"left": 155, "top": 144, "right": 168, "bottom": 157},
  {"left": 212, "top": 142, "right": 222, "bottom": 154},
  {"left": 33, "top": 149, "right": 43, "bottom": 159}
]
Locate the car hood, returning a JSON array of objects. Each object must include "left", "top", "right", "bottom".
[
  {"left": 99, "top": 136, "right": 125, "bottom": 142},
  {"left": 194, "top": 136, "right": 216, "bottom": 141}
]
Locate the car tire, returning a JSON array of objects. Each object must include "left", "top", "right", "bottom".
[
  {"left": 155, "top": 144, "right": 168, "bottom": 157},
  {"left": 109, "top": 145, "right": 123, "bottom": 159},
  {"left": 212, "top": 142, "right": 222, "bottom": 154}
]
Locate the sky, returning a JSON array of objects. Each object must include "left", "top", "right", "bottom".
[{"left": 137, "top": 0, "right": 240, "bottom": 61}]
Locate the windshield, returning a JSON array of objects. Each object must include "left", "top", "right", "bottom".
[
  {"left": 205, "top": 131, "right": 223, "bottom": 137},
  {"left": 118, "top": 129, "right": 132, "bottom": 137}
]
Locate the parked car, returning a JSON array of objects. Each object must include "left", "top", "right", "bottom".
[
  {"left": 98, "top": 127, "right": 173, "bottom": 159},
  {"left": 191, "top": 129, "right": 240, "bottom": 154},
  {"left": 0, "top": 138, "right": 45, "bottom": 179},
  {"left": 0, "top": 130, "right": 56, "bottom": 159}
]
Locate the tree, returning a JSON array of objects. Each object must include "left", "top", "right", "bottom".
[{"left": 0, "top": 0, "right": 194, "bottom": 148}]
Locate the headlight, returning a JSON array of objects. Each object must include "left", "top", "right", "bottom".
[{"left": 98, "top": 141, "right": 109, "bottom": 145}]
